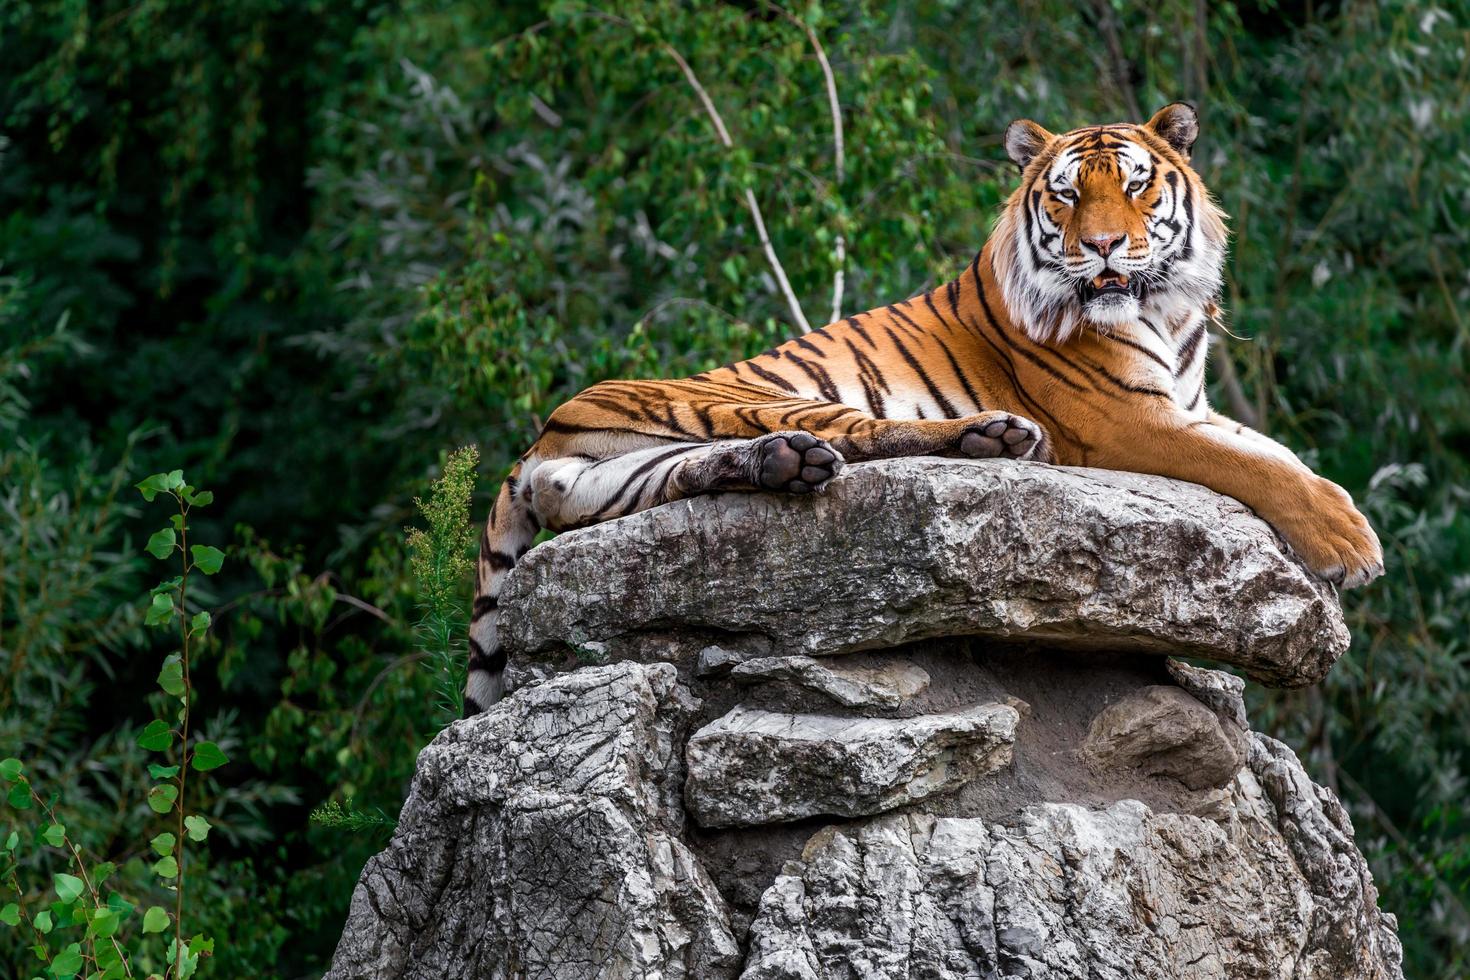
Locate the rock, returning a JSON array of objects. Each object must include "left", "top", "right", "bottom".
[
  {"left": 727, "top": 655, "right": 930, "bottom": 709},
  {"left": 330, "top": 462, "right": 1402, "bottom": 979},
  {"left": 741, "top": 732, "right": 1401, "bottom": 979},
  {"left": 1083, "top": 685, "right": 1244, "bottom": 791},
  {"left": 500, "top": 458, "right": 1349, "bottom": 687},
  {"left": 697, "top": 645, "right": 751, "bottom": 678},
  {"left": 325, "top": 662, "right": 741, "bottom": 980},
  {"left": 685, "top": 702, "right": 1018, "bottom": 828}
]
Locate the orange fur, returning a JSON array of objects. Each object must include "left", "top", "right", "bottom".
[{"left": 461, "top": 105, "right": 1382, "bottom": 715}]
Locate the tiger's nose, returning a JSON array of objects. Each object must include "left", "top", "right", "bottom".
[{"left": 1082, "top": 233, "right": 1125, "bottom": 257}]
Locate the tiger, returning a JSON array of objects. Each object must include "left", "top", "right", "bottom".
[{"left": 462, "top": 102, "right": 1384, "bottom": 715}]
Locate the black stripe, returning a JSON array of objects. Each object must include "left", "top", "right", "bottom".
[
  {"left": 472, "top": 596, "right": 498, "bottom": 619},
  {"left": 540, "top": 418, "right": 687, "bottom": 441},
  {"left": 936, "top": 341, "right": 986, "bottom": 413},
  {"left": 1071, "top": 352, "right": 1171, "bottom": 398},
  {"left": 886, "top": 304, "right": 923, "bottom": 340},
  {"left": 973, "top": 268, "right": 1088, "bottom": 393},
  {"left": 1102, "top": 332, "right": 1172, "bottom": 373},
  {"left": 881, "top": 324, "right": 961, "bottom": 418},
  {"left": 782, "top": 351, "right": 841, "bottom": 402},
  {"left": 793, "top": 336, "right": 826, "bottom": 358},
  {"left": 846, "top": 316, "right": 876, "bottom": 348},
  {"left": 1175, "top": 320, "right": 1208, "bottom": 376},
  {"left": 746, "top": 360, "right": 800, "bottom": 394},
  {"left": 598, "top": 445, "right": 699, "bottom": 518},
  {"left": 484, "top": 550, "right": 516, "bottom": 571},
  {"left": 843, "top": 338, "right": 887, "bottom": 419}
]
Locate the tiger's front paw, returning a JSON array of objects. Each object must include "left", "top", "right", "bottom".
[
  {"left": 756, "top": 432, "right": 845, "bottom": 495},
  {"left": 1282, "top": 478, "right": 1384, "bottom": 589},
  {"left": 959, "top": 413, "right": 1046, "bottom": 461}
]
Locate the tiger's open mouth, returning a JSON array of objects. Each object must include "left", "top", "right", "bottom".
[{"left": 1079, "top": 271, "right": 1146, "bottom": 304}]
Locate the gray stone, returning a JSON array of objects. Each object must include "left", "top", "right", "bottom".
[
  {"left": 685, "top": 702, "right": 1018, "bottom": 828},
  {"left": 500, "top": 458, "right": 1349, "bottom": 687},
  {"left": 741, "top": 733, "right": 1401, "bottom": 979},
  {"left": 330, "top": 463, "right": 1401, "bottom": 979},
  {"left": 325, "top": 662, "right": 740, "bottom": 980},
  {"left": 1083, "top": 685, "right": 1244, "bottom": 791},
  {"left": 728, "top": 655, "right": 931, "bottom": 709}
]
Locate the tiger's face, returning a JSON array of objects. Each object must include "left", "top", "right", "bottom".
[{"left": 993, "top": 103, "right": 1227, "bottom": 343}]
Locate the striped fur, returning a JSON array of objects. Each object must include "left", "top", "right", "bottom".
[{"left": 464, "top": 103, "right": 1383, "bottom": 716}]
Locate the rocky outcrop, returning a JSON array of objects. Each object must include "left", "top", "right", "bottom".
[
  {"left": 329, "top": 458, "right": 1401, "bottom": 979},
  {"left": 499, "top": 458, "right": 1349, "bottom": 687}
]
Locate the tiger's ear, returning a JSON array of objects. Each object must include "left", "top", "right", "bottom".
[
  {"left": 1144, "top": 102, "right": 1199, "bottom": 159},
  {"left": 1004, "top": 119, "right": 1054, "bottom": 171}
]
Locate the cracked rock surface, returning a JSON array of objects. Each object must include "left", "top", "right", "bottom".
[
  {"left": 329, "top": 460, "right": 1401, "bottom": 979},
  {"left": 685, "top": 702, "right": 1018, "bottom": 827},
  {"left": 500, "top": 458, "right": 1349, "bottom": 687}
]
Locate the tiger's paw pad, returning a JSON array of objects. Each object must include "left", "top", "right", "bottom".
[
  {"left": 959, "top": 415, "right": 1043, "bottom": 460},
  {"left": 757, "top": 432, "right": 845, "bottom": 494}
]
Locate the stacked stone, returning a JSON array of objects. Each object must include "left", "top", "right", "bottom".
[{"left": 328, "top": 459, "right": 1402, "bottom": 980}]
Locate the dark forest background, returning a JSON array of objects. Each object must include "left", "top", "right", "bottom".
[{"left": 2, "top": 0, "right": 1467, "bottom": 975}]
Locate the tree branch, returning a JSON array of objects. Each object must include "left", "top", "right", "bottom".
[
  {"left": 661, "top": 43, "right": 812, "bottom": 333},
  {"left": 772, "top": 4, "right": 846, "bottom": 323}
]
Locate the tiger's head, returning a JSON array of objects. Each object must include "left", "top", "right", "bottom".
[{"left": 991, "top": 103, "right": 1228, "bottom": 343}]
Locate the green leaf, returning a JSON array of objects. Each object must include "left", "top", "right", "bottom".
[
  {"left": 190, "top": 741, "right": 227, "bottom": 772},
  {"left": 53, "top": 873, "right": 84, "bottom": 903},
  {"left": 41, "top": 823, "right": 64, "bottom": 847},
  {"left": 136, "top": 473, "right": 172, "bottom": 502},
  {"left": 8, "top": 783, "right": 31, "bottom": 809},
  {"left": 145, "top": 527, "right": 176, "bottom": 559},
  {"left": 93, "top": 863, "right": 117, "bottom": 887},
  {"left": 145, "top": 592, "right": 174, "bottom": 627},
  {"left": 183, "top": 815, "right": 211, "bottom": 842},
  {"left": 4, "top": 830, "right": 17, "bottom": 851},
  {"left": 105, "top": 892, "right": 130, "bottom": 917},
  {"left": 147, "top": 763, "right": 180, "bottom": 780},
  {"left": 186, "top": 489, "right": 213, "bottom": 507},
  {"left": 142, "top": 906, "right": 169, "bottom": 934},
  {"left": 190, "top": 544, "right": 225, "bottom": 575},
  {"left": 88, "top": 908, "right": 118, "bottom": 939},
  {"left": 50, "top": 943, "right": 83, "bottom": 977},
  {"left": 146, "top": 784, "right": 178, "bottom": 814},
  {"left": 164, "top": 469, "right": 185, "bottom": 490},
  {"left": 157, "top": 656, "right": 185, "bottom": 697},
  {"left": 151, "top": 855, "right": 178, "bottom": 879},
  {"left": 34, "top": 909, "right": 52, "bottom": 933},
  {"left": 149, "top": 832, "right": 176, "bottom": 857},
  {"left": 170, "top": 513, "right": 185, "bottom": 531},
  {"left": 189, "top": 611, "right": 211, "bottom": 635},
  {"left": 0, "top": 903, "right": 18, "bottom": 926},
  {"left": 0, "top": 758, "right": 21, "bottom": 781},
  {"left": 138, "top": 719, "right": 172, "bottom": 751}
]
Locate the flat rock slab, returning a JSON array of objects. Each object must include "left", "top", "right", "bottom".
[
  {"left": 728, "top": 654, "right": 931, "bottom": 709},
  {"left": 685, "top": 702, "right": 1018, "bottom": 828},
  {"left": 500, "top": 458, "right": 1348, "bottom": 687}
]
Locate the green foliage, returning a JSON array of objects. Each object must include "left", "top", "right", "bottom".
[
  {"left": 406, "top": 446, "right": 481, "bottom": 725},
  {"left": 2, "top": 0, "right": 1467, "bottom": 974}
]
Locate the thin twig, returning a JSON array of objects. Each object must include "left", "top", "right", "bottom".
[
  {"left": 771, "top": 3, "right": 846, "bottom": 322},
  {"left": 659, "top": 41, "right": 812, "bottom": 332}
]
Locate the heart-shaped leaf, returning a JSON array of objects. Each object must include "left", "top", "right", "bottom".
[
  {"left": 145, "top": 528, "right": 176, "bottom": 560},
  {"left": 190, "top": 741, "right": 228, "bottom": 772}
]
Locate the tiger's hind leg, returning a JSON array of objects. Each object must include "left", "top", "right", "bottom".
[
  {"left": 463, "top": 433, "right": 844, "bottom": 718},
  {"left": 526, "top": 432, "right": 844, "bottom": 533}
]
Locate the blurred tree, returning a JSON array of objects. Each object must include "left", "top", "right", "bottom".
[{"left": 1, "top": 0, "right": 1465, "bottom": 974}]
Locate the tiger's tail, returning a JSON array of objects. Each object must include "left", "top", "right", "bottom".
[{"left": 465, "top": 460, "right": 538, "bottom": 717}]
